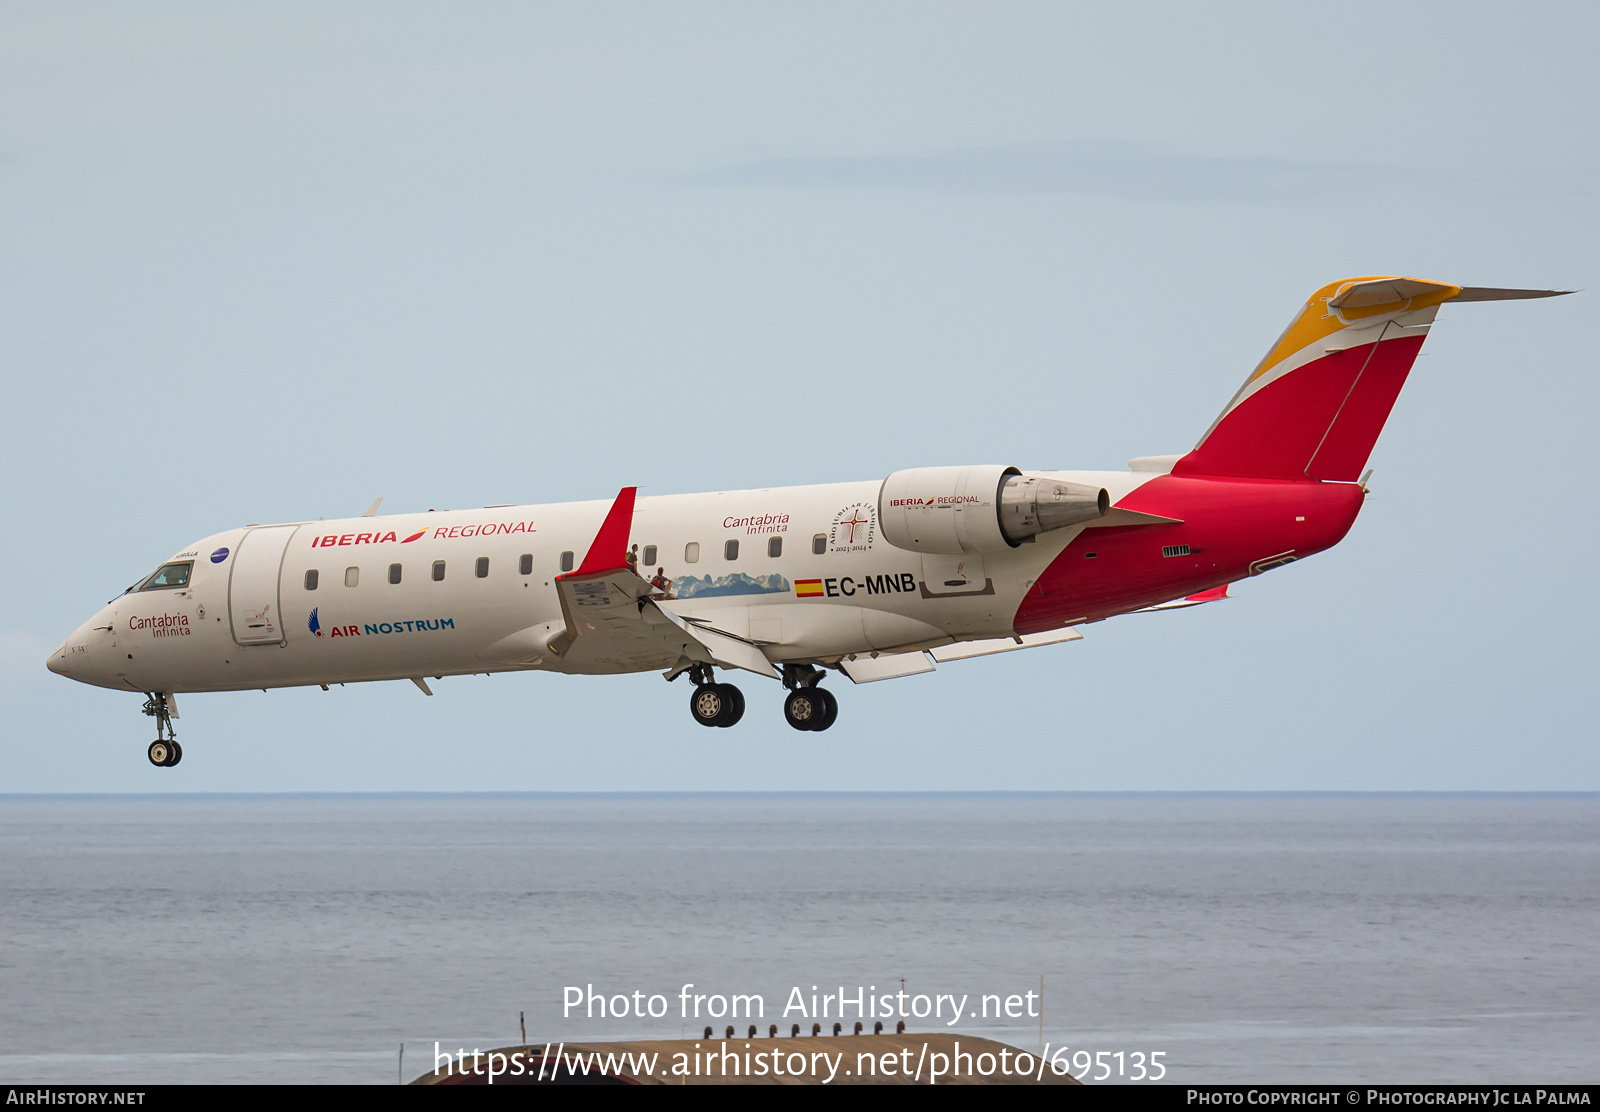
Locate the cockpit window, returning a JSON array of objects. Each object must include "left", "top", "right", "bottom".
[{"left": 136, "top": 562, "right": 193, "bottom": 591}]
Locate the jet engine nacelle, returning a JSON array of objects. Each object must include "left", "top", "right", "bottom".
[{"left": 878, "top": 465, "right": 1109, "bottom": 555}]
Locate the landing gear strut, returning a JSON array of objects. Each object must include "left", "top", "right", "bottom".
[
  {"left": 143, "top": 693, "right": 182, "bottom": 767},
  {"left": 687, "top": 665, "right": 745, "bottom": 728}
]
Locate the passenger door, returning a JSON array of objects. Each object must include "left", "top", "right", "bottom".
[{"left": 228, "top": 525, "right": 300, "bottom": 646}]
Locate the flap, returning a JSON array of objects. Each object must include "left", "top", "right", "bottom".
[
  {"left": 840, "top": 651, "right": 937, "bottom": 684},
  {"left": 929, "top": 626, "right": 1083, "bottom": 662},
  {"left": 655, "top": 605, "right": 777, "bottom": 679}
]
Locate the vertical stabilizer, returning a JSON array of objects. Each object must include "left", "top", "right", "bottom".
[
  {"left": 1170, "top": 278, "right": 1570, "bottom": 482},
  {"left": 1174, "top": 276, "right": 1462, "bottom": 482}
]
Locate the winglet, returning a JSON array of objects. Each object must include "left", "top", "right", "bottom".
[{"left": 571, "top": 487, "right": 637, "bottom": 576}]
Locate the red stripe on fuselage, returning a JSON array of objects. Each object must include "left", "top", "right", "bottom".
[{"left": 1012, "top": 475, "right": 1365, "bottom": 635}]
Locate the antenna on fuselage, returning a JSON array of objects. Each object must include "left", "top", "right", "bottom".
[{"left": 362, "top": 497, "right": 383, "bottom": 518}]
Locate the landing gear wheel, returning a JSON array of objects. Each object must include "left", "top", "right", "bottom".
[
  {"left": 812, "top": 687, "right": 838, "bottom": 732},
  {"left": 784, "top": 689, "right": 823, "bottom": 731},
  {"left": 141, "top": 693, "right": 180, "bottom": 766},
  {"left": 691, "top": 684, "right": 728, "bottom": 727},
  {"left": 716, "top": 684, "right": 745, "bottom": 728}
]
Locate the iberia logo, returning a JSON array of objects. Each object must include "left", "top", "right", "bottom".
[{"left": 310, "top": 521, "right": 534, "bottom": 548}]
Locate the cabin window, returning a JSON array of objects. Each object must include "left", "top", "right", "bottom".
[
  {"left": 432, "top": 560, "right": 446, "bottom": 581},
  {"left": 344, "top": 567, "right": 359, "bottom": 588},
  {"left": 476, "top": 557, "right": 489, "bottom": 578},
  {"left": 812, "top": 534, "right": 826, "bottom": 555},
  {"left": 724, "top": 539, "right": 739, "bottom": 561},
  {"left": 389, "top": 563, "right": 402, "bottom": 585},
  {"left": 304, "top": 569, "right": 319, "bottom": 591},
  {"left": 137, "top": 562, "right": 193, "bottom": 591},
  {"left": 768, "top": 536, "right": 783, "bottom": 557},
  {"left": 559, "top": 550, "right": 574, "bottom": 573},
  {"left": 684, "top": 542, "right": 700, "bottom": 563},
  {"left": 642, "top": 545, "right": 657, "bottom": 566},
  {"left": 519, "top": 553, "right": 533, "bottom": 575}
]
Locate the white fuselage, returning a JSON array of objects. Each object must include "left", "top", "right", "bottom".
[{"left": 49, "top": 470, "right": 1158, "bottom": 695}]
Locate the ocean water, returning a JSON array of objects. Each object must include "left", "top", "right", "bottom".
[{"left": 0, "top": 793, "right": 1595, "bottom": 1085}]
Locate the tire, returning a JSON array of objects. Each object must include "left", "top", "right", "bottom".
[
  {"left": 717, "top": 684, "right": 745, "bottom": 728},
  {"left": 813, "top": 688, "right": 838, "bottom": 732},
  {"left": 148, "top": 740, "right": 172, "bottom": 767},
  {"left": 166, "top": 741, "right": 183, "bottom": 767},
  {"left": 690, "top": 684, "right": 726, "bottom": 727},
  {"left": 784, "top": 689, "right": 821, "bottom": 731}
]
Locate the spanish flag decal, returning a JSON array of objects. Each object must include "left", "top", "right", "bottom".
[{"left": 795, "top": 579, "right": 824, "bottom": 598}]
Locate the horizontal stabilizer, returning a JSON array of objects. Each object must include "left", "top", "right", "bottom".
[
  {"left": 1452, "top": 286, "right": 1575, "bottom": 303},
  {"left": 1327, "top": 277, "right": 1459, "bottom": 314}
]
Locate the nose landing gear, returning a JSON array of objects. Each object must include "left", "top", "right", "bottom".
[{"left": 142, "top": 693, "right": 182, "bottom": 767}]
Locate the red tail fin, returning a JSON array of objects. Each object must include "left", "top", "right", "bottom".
[{"left": 1174, "top": 277, "right": 1454, "bottom": 482}]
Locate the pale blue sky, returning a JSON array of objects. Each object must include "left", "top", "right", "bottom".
[{"left": 3, "top": 2, "right": 1595, "bottom": 790}]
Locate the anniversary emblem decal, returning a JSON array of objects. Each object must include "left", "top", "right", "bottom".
[{"left": 828, "top": 502, "right": 876, "bottom": 554}]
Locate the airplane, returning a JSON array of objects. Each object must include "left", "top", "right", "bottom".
[{"left": 45, "top": 276, "right": 1570, "bottom": 767}]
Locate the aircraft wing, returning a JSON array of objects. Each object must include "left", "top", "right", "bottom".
[
  {"left": 838, "top": 626, "right": 1084, "bottom": 683},
  {"left": 653, "top": 604, "right": 778, "bottom": 679},
  {"left": 545, "top": 488, "right": 777, "bottom": 679}
]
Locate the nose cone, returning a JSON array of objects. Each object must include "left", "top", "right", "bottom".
[
  {"left": 45, "top": 638, "right": 92, "bottom": 682},
  {"left": 46, "top": 612, "right": 116, "bottom": 688}
]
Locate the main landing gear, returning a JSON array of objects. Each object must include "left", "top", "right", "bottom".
[
  {"left": 679, "top": 663, "right": 839, "bottom": 731},
  {"left": 687, "top": 665, "right": 745, "bottom": 728},
  {"left": 782, "top": 686, "right": 837, "bottom": 732},
  {"left": 142, "top": 692, "right": 182, "bottom": 767},
  {"left": 777, "top": 663, "right": 837, "bottom": 732}
]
